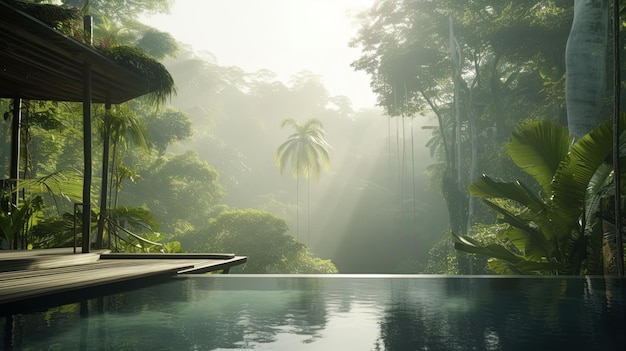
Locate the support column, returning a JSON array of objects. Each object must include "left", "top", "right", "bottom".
[
  {"left": 82, "top": 15, "right": 93, "bottom": 254},
  {"left": 10, "top": 98, "right": 20, "bottom": 205}
]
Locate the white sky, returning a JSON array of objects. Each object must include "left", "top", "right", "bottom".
[{"left": 142, "top": 0, "right": 378, "bottom": 110}]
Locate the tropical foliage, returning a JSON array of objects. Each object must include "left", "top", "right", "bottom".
[
  {"left": 0, "top": 171, "right": 83, "bottom": 249},
  {"left": 8, "top": 0, "right": 624, "bottom": 275},
  {"left": 178, "top": 209, "right": 338, "bottom": 274},
  {"left": 454, "top": 118, "right": 625, "bottom": 274},
  {"left": 350, "top": 0, "right": 626, "bottom": 274},
  {"left": 0, "top": 1, "right": 337, "bottom": 271},
  {"left": 350, "top": 0, "right": 573, "bottom": 255}
]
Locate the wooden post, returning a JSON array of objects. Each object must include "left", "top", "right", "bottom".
[
  {"left": 10, "top": 98, "right": 20, "bottom": 194},
  {"left": 9, "top": 98, "right": 20, "bottom": 250},
  {"left": 611, "top": 0, "right": 624, "bottom": 276},
  {"left": 82, "top": 15, "right": 93, "bottom": 254}
]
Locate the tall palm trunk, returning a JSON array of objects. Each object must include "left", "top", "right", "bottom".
[
  {"left": 307, "top": 177, "right": 310, "bottom": 244},
  {"left": 401, "top": 113, "right": 406, "bottom": 219},
  {"left": 296, "top": 176, "right": 300, "bottom": 239},
  {"left": 410, "top": 117, "right": 417, "bottom": 250},
  {"left": 275, "top": 118, "right": 330, "bottom": 241},
  {"left": 396, "top": 117, "right": 401, "bottom": 186}
]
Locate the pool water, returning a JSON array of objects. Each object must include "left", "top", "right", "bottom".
[{"left": 2, "top": 275, "right": 625, "bottom": 350}]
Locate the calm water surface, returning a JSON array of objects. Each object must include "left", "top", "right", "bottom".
[{"left": 2, "top": 275, "right": 625, "bottom": 350}]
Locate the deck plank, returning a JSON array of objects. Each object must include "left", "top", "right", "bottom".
[{"left": 0, "top": 249, "right": 247, "bottom": 306}]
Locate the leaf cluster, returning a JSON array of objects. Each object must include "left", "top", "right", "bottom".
[
  {"left": 456, "top": 117, "right": 626, "bottom": 274},
  {"left": 275, "top": 118, "right": 331, "bottom": 181},
  {"left": 7, "top": 0, "right": 80, "bottom": 28},
  {"left": 179, "top": 209, "right": 338, "bottom": 274},
  {"left": 101, "top": 46, "right": 176, "bottom": 107}
]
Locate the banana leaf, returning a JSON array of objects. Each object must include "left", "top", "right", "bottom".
[
  {"left": 480, "top": 200, "right": 553, "bottom": 257},
  {"left": 551, "top": 116, "right": 626, "bottom": 242},
  {"left": 452, "top": 232, "right": 524, "bottom": 265},
  {"left": 470, "top": 175, "right": 546, "bottom": 216},
  {"left": 505, "top": 120, "right": 571, "bottom": 194},
  {"left": 453, "top": 232, "right": 561, "bottom": 274}
]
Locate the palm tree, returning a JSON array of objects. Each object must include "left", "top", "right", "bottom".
[
  {"left": 275, "top": 118, "right": 330, "bottom": 241},
  {"left": 89, "top": 13, "right": 172, "bottom": 249},
  {"left": 96, "top": 103, "right": 147, "bottom": 248},
  {"left": 93, "top": 14, "right": 131, "bottom": 49}
]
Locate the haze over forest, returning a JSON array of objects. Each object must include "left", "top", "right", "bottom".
[
  {"left": 138, "top": 0, "right": 450, "bottom": 272},
  {"left": 138, "top": 1, "right": 449, "bottom": 273},
  {"left": 3, "top": 0, "right": 621, "bottom": 276}
]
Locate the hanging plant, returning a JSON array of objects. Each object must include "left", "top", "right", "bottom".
[
  {"left": 101, "top": 46, "right": 175, "bottom": 107},
  {"left": 6, "top": 0, "right": 79, "bottom": 28}
]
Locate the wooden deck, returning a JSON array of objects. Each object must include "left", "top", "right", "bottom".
[{"left": 0, "top": 248, "right": 247, "bottom": 306}]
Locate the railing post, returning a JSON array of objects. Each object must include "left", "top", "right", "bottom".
[{"left": 73, "top": 202, "right": 86, "bottom": 254}]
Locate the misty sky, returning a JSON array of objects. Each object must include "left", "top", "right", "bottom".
[{"left": 142, "top": 0, "right": 377, "bottom": 110}]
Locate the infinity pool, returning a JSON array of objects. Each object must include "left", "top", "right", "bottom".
[{"left": 2, "top": 275, "right": 625, "bottom": 350}]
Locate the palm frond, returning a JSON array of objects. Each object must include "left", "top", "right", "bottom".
[
  {"left": 107, "top": 206, "right": 159, "bottom": 232},
  {"left": 276, "top": 118, "right": 331, "bottom": 181},
  {"left": 18, "top": 170, "right": 83, "bottom": 204}
]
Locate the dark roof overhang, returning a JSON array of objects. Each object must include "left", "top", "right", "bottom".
[{"left": 0, "top": 1, "right": 153, "bottom": 104}]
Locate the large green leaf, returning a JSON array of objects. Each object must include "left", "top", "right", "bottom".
[
  {"left": 453, "top": 240, "right": 524, "bottom": 265},
  {"left": 461, "top": 116, "right": 626, "bottom": 275},
  {"left": 480, "top": 200, "right": 553, "bottom": 254},
  {"left": 454, "top": 233, "right": 560, "bottom": 275},
  {"left": 452, "top": 232, "right": 524, "bottom": 263},
  {"left": 551, "top": 117, "right": 626, "bottom": 241},
  {"left": 505, "top": 120, "right": 571, "bottom": 194},
  {"left": 499, "top": 226, "right": 548, "bottom": 261},
  {"left": 585, "top": 162, "right": 613, "bottom": 226},
  {"left": 470, "top": 175, "right": 546, "bottom": 216}
]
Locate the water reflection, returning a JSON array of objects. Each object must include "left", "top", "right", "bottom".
[
  {"left": 2, "top": 276, "right": 625, "bottom": 350},
  {"left": 380, "top": 277, "right": 625, "bottom": 350}
]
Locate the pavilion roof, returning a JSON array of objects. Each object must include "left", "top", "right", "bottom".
[{"left": 0, "top": 1, "right": 159, "bottom": 104}]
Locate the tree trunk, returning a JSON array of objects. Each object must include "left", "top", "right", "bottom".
[
  {"left": 295, "top": 176, "right": 299, "bottom": 240},
  {"left": 610, "top": 0, "right": 624, "bottom": 276},
  {"left": 450, "top": 16, "right": 463, "bottom": 192},
  {"left": 96, "top": 105, "right": 112, "bottom": 249},
  {"left": 565, "top": 0, "right": 609, "bottom": 140},
  {"left": 410, "top": 117, "right": 417, "bottom": 250},
  {"left": 601, "top": 195, "right": 623, "bottom": 275},
  {"left": 602, "top": 218, "right": 618, "bottom": 275},
  {"left": 307, "top": 177, "right": 310, "bottom": 244}
]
